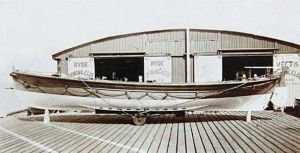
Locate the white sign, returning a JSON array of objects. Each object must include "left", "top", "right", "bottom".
[
  {"left": 68, "top": 57, "right": 95, "bottom": 79},
  {"left": 194, "top": 56, "right": 222, "bottom": 83},
  {"left": 274, "top": 54, "right": 300, "bottom": 107},
  {"left": 144, "top": 56, "right": 172, "bottom": 83}
]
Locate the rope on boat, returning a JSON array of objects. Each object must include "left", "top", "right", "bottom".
[
  {"left": 79, "top": 79, "right": 138, "bottom": 116},
  {"left": 79, "top": 78, "right": 120, "bottom": 108},
  {"left": 15, "top": 77, "right": 259, "bottom": 111},
  {"left": 16, "top": 77, "right": 250, "bottom": 102},
  {"left": 79, "top": 78, "right": 250, "bottom": 109},
  {"left": 172, "top": 81, "right": 249, "bottom": 107},
  {"left": 95, "top": 90, "right": 126, "bottom": 97},
  {"left": 16, "top": 79, "right": 92, "bottom": 96},
  {"left": 66, "top": 88, "right": 92, "bottom": 97}
]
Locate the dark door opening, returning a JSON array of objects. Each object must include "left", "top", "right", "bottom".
[
  {"left": 222, "top": 56, "right": 273, "bottom": 81},
  {"left": 95, "top": 57, "right": 144, "bottom": 82}
]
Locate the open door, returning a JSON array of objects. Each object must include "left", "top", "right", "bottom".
[
  {"left": 219, "top": 49, "right": 274, "bottom": 81},
  {"left": 95, "top": 57, "right": 144, "bottom": 81},
  {"left": 222, "top": 56, "right": 273, "bottom": 81}
]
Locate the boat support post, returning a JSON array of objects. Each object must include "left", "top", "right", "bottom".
[
  {"left": 44, "top": 109, "right": 50, "bottom": 124},
  {"left": 246, "top": 111, "right": 251, "bottom": 123}
]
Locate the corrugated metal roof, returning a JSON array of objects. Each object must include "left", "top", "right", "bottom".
[{"left": 52, "top": 28, "right": 300, "bottom": 60}]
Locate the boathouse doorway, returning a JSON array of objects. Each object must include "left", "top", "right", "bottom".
[
  {"left": 94, "top": 57, "right": 144, "bottom": 82},
  {"left": 220, "top": 49, "right": 274, "bottom": 81}
]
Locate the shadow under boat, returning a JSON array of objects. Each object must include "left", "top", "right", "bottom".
[{"left": 18, "top": 113, "right": 271, "bottom": 125}]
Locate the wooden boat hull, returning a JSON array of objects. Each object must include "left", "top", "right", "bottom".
[
  {"left": 10, "top": 71, "right": 280, "bottom": 112},
  {"left": 14, "top": 90, "right": 273, "bottom": 111}
]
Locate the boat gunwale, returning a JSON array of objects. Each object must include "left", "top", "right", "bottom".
[
  {"left": 10, "top": 70, "right": 279, "bottom": 100},
  {"left": 10, "top": 70, "right": 279, "bottom": 88}
]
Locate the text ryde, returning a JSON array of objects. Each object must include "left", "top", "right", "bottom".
[
  {"left": 144, "top": 56, "right": 171, "bottom": 83},
  {"left": 68, "top": 58, "right": 95, "bottom": 79},
  {"left": 151, "top": 61, "right": 163, "bottom": 66},
  {"left": 74, "top": 62, "right": 88, "bottom": 68}
]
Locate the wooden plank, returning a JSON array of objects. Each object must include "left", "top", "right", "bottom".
[
  {"left": 53, "top": 115, "right": 111, "bottom": 150},
  {"left": 0, "top": 112, "right": 299, "bottom": 153},
  {"left": 235, "top": 112, "right": 300, "bottom": 153},
  {"left": 166, "top": 117, "right": 178, "bottom": 153},
  {"left": 145, "top": 115, "right": 173, "bottom": 152},
  {"left": 117, "top": 122, "right": 152, "bottom": 153},
  {"left": 63, "top": 119, "right": 127, "bottom": 152},
  {"left": 142, "top": 115, "right": 165, "bottom": 152},
  {"left": 276, "top": 113, "right": 300, "bottom": 127},
  {"left": 194, "top": 113, "right": 215, "bottom": 153},
  {"left": 2, "top": 143, "right": 41, "bottom": 153},
  {"left": 0, "top": 126, "right": 49, "bottom": 153},
  {"left": 138, "top": 115, "right": 164, "bottom": 152},
  {"left": 100, "top": 124, "right": 140, "bottom": 152},
  {"left": 66, "top": 116, "right": 117, "bottom": 152},
  {"left": 97, "top": 125, "right": 136, "bottom": 152},
  {"left": 218, "top": 112, "right": 263, "bottom": 153},
  {"left": 214, "top": 113, "right": 254, "bottom": 153},
  {"left": 261, "top": 112, "right": 300, "bottom": 131},
  {"left": 6, "top": 142, "right": 39, "bottom": 153},
  {"left": 203, "top": 113, "right": 234, "bottom": 153},
  {"left": 0, "top": 133, "right": 18, "bottom": 143},
  {"left": 201, "top": 113, "right": 225, "bottom": 153},
  {"left": 255, "top": 113, "right": 300, "bottom": 140},
  {"left": 24, "top": 148, "right": 44, "bottom": 153},
  {"left": 128, "top": 116, "right": 158, "bottom": 153},
  {"left": 184, "top": 114, "right": 196, "bottom": 153},
  {"left": 271, "top": 112, "right": 300, "bottom": 126},
  {"left": 10, "top": 125, "right": 63, "bottom": 152},
  {"left": 23, "top": 120, "right": 100, "bottom": 153},
  {"left": 75, "top": 123, "right": 127, "bottom": 152},
  {"left": 58, "top": 118, "right": 124, "bottom": 151},
  {"left": 40, "top": 127, "right": 89, "bottom": 152},
  {"left": 222, "top": 112, "right": 284, "bottom": 153},
  {"left": 0, "top": 138, "right": 25, "bottom": 152},
  {"left": 55, "top": 123, "right": 108, "bottom": 152},
  {"left": 177, "top": 117, "right": 187, "bottom": 153},
  {"left": 157, "top": 115, "right": 173, "bottom": 153},
  {"left": 0, "top": 123, "right": 59, "bottom": 152},
  {"left": 188, "top": 113, "right": 206, "bottom": 153},
  {"left": 38, "top": 123, "right": 95, "bottom": 147},
  {"left": 207, "top": 113, "right": 245, "bottom": 153},
  {"left": 88, "top": 124, "right": 133, "bottom": 152}
]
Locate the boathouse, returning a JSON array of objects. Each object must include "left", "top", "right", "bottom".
[{"left": 52, "top": 29, "right": 300, "bottom": 107}]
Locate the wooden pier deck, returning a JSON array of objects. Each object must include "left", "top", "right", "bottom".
[{"left": 0, "top": 111, "right": 299, "bottom": 153}]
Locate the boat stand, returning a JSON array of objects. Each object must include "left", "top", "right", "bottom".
[
  {"left": 44, "top": 109, "right": 50, "bottom": 124},
  {"left": 246, "top": 111, "right": 251, "bottom": 123}
]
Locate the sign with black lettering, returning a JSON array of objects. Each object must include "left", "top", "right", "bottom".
[
  {"left": 144, "top": 56, "right": 172, "bottom": 83},
  {"left": 274, "top": 54, "right": 300, "bottom": 106},
  {"left": 68, "top": 57, "right": 95, "bottom": 79}
]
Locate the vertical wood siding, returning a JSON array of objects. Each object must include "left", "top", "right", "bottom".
[
  {"left": 172, "top": 57, "right": 186, "bottom": 83},
  {"left": 55, "top": 30, "right": 300, "bottom": 81}
]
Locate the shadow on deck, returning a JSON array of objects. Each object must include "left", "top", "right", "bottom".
[{"left": 18, "top": 113, "right": 271, "bottom": 125}]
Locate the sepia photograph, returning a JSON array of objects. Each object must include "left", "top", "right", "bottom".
[{"left": 0, "top": 0, "right": 300, "bottom": 152}]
